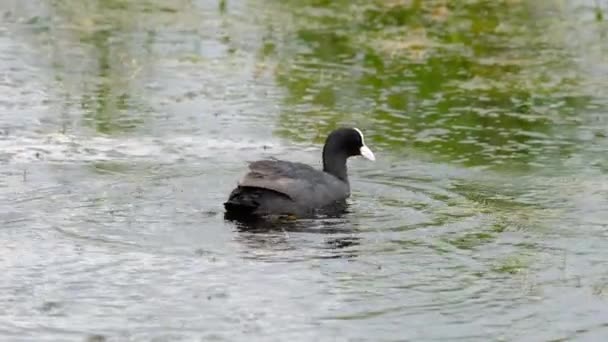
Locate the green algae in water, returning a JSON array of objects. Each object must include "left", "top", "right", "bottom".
[
  {"left": 492, "top": 256, "right": 529, "bottom": 275},
  {"left": 267, "top": 0, "right": 599, "bottom": 171}
]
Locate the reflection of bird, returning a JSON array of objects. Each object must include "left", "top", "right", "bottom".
[
  {"left": 224, "top": 127, "right": 375, "bottom": 219},
  {"left": 232, "top": 218, "right": 362, "bottom": 260}
]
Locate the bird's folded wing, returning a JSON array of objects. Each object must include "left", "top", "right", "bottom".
[{"left": 238, "top": 160, "right": 318, "bottom": 201}]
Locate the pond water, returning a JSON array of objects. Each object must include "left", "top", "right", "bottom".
[{"left": 2, "top": 0, "right": 608, "bottom": 340}]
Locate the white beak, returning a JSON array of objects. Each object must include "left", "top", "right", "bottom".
[{"left": 360, "top": 145, "right": 375, "bottom": 161}]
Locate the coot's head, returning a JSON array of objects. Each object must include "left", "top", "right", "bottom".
[
  {"left": 322, "top": 127, "right": 375, "bottom": 181},
  {"left": 323, "top": 127, "right": 375, "bottom": 162}
]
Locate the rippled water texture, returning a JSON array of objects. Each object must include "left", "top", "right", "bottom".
[{"left": 2, "top": 0, "right": 608, "bottom": 341}]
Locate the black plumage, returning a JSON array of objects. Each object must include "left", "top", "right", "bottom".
[{"left": 224, "top": 127, "right": 375, "bottom": 219}]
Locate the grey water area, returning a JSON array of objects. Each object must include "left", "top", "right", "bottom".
[{"left": 2, "top": 0, "right": 608, "bottom": 341}]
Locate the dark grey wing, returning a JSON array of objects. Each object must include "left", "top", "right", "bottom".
[
  {"left": 238, "top": 159, "right": 348, "bottom": 205},
  {"left": 238, "top": 160, "right": 319, "bottom": 199}
]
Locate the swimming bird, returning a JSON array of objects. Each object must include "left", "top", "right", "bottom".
[{"left": 224, "top": 127, "right": 375, "bottom": 219}]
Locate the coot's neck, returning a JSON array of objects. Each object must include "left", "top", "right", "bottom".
[{"left": 322, "top": 144, "right": 349, "bottom": 182}]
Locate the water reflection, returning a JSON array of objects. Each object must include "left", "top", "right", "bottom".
[
  {"left": 46, "top": 0, "right": 166, "bottom": 134},
  {"left": 268, "top": 0, "right": 599, "bottom": 170},
  {"left": 229, "top": 213, "right": 354, "bottom": 233},
  {"left": 232, "top": 215, "right": 361, "bottom": 260}
]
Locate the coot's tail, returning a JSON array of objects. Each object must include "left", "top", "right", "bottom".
[
  {"left": 223, "top": 187, "right": 260, "bottom": 215},
  {"left": 224, "top": 186, "right": 297, "bottom": 221}
]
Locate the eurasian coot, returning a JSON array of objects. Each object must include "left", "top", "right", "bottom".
[{"left": 224, "top": 127, "right": 375, "bottom": 218}]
